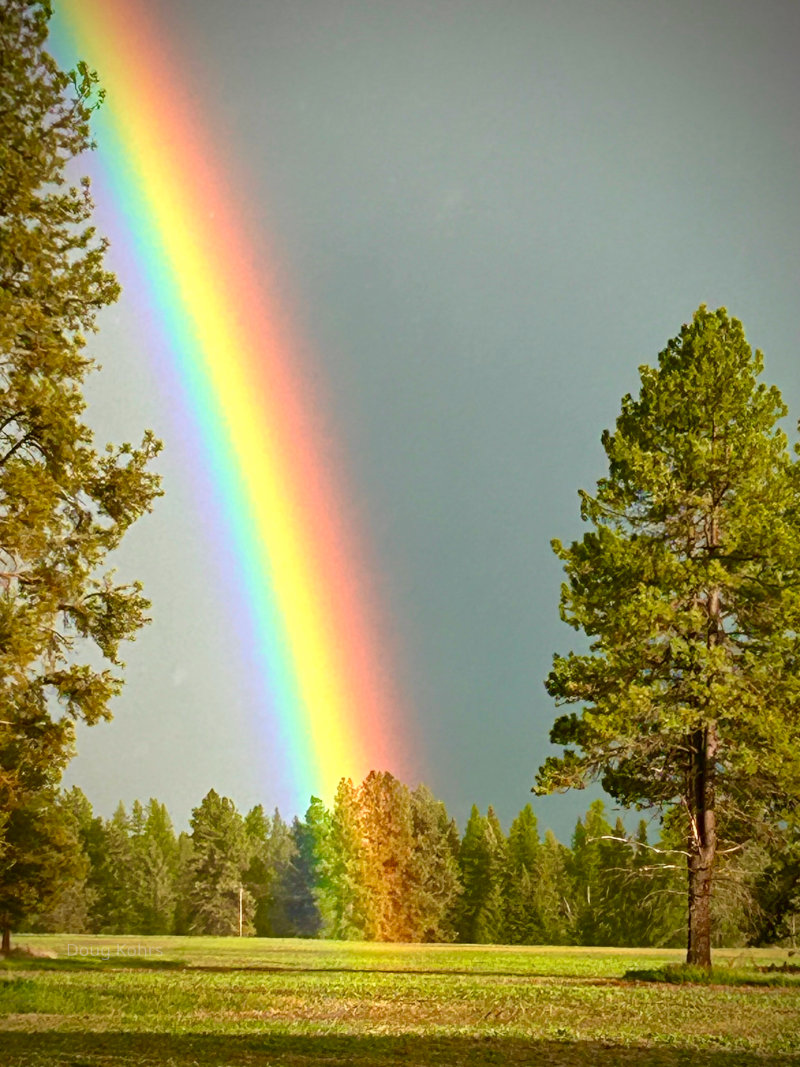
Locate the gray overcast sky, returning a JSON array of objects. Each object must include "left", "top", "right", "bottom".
[{"left": 63, "top": 0, "right": 800, "bottom": 841}]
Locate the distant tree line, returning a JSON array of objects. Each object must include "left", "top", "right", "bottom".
[{"left": 21, "top": 771, "right": 797, "bottom": 947}]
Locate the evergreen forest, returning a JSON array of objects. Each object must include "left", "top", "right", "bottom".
[{"left": 20, "top": 771, "right": 797, "bottom": 948}]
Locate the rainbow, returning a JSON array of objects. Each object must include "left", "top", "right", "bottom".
[{"left": 51, "top": 0, "right": 408, "bottom": 806}]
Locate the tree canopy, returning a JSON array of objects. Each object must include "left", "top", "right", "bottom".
[
  {"left": 25, "top": 778, "right": 713, "bottom": 948},
  {"left": 0, "top": 0, "right": 161, "bottom": 950},
  {"left": 535, "top": 306, "right": 800, "bottom": 966}
]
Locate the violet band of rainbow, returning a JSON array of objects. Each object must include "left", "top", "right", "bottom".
[{"left": 52, "top": 0, "right": 408, "bottom": 805}]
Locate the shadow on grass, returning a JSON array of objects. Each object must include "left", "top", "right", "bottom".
[
  {"left": 624, "top": 964, "right": 800, "bottom": 989},
  {"left": 0, "top": 1032, "right": 794, "bottom": 1067},
  {"left": 0, "top": 955, "right": 186, "bottom": 972},
  {"left": 184, "top": 964, "right": 616, "bottom": 982},
  {"left": 2, "top": 956, "right": 613, "bottom": 981}
]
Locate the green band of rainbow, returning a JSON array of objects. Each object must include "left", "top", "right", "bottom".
[{"left": 53, "top": 0, "right": 409, "bottom": 805}]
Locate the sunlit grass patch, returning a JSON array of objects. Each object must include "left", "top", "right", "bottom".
[{"left": 1, "top": 937, "right": 798, "bottom": 1065}]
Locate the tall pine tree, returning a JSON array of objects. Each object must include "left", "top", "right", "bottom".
[
  {"left": 536, "top": 307, "right": 800, "bottom": 966},
  {"left": 282, "top": 797, "right": 331, "bottom": 938},
  {"left": 505, "top": 804, "right": 545, "bottom": 944},
  {"left": 186, "top": 790, "right": 253, "bottom": 935},
  {"left": 130, "top": 799, "right": 178, "bottom": 935},
  {"left": 457, "top": 806, "right": 506, "bottom": 943},
  {"left": 407, "top": 784, "right": 461, "bottom": 942},
  {"left": 326, "top": 778, "right": 369, "bottom": 940},
  {"left": 0, "top": 0, "right": 161, "bottom": 951}
]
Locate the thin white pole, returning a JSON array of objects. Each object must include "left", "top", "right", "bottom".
[{"left": 239, "top": 884, "right": 243, "bottom": 937}]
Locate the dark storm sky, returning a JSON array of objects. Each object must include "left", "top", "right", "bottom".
[{"left": 65, "top": 0, "right": 800, "bottom": 839}]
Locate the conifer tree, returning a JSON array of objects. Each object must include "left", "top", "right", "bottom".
[
  {"left": 186, "top": 790, "right": 253, "bottom": 935},
  {"left": 59, "top": 787, "right": 109, "bottom": 933},
  {"left": 536, "top": 307, "right": 800, "bottom": 967},
  {"left": 29, "top": 785, "right": 94, "bottom": 933},
  {"left": 641, "top": 811, "right": 690, "bottom": 948},
  {"left": 326, "top": 778, "right": 368, "bottom": 939},
  {"left": 131, "top": 799, "right": 178, "bottom": 934},
  {"left": 92, "top": 803, "right": 137, "bottom": 934},
  {"left": 599, "top": 817, "right": 646, "bottom": 946},
  {"left": 172, "top": 830, "right": 195, "bottom": 936},
  {"left": 535, "top": 829, "right": 574, "bottom": 945},
  {"left": 505, "top": 804, "right": 545, "bottom": 944},
  {"left": 319, "top": 774, "right": 463, "bottom": 943},
  {"left": 278, "top": 812, "right": 324, "bottom": 937},
  {"left": 282, "top": 797, "right": 330, "bottom": 938},
  {"left": 407, "top": 784, "right": 461, "bottom": 942},
  {"left": 480, "top": 807, "right": 508, "bottom": 942},
  {"left": 243, "top": 804, "right": 272, "bottom": 935},
  {"left": 0, "top": 785, "right": 84, "bottom": 941},
  {"left": 603, "top": 818, "right": 686, "bottom": 948},
  {"left": 456, "top": 805, "right": 489, "bottom": 942},
  {"left": 570, "top": 800, "right": 614, "bottom": 945},
  {"left": 507, "top": 804, "right": 541, "bottom": 873},
  {"left": 749, "top": 821, "right": 800, "bottom": 946},
  {"left": 457, "top": 806, "right": 506, "bottom": 943},
  {"left": 261, "top": 809, "right": 298, "bottom": 936},
  {"left": 0, "top": 0, "right": 161, "bottom": 949},
  {"left": 359, "top": 771, "right": 415, "bottom": 940}
]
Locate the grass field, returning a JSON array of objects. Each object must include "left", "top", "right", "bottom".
[{"left": 2, "top": 936, "right": 799, "bottom": 1065}]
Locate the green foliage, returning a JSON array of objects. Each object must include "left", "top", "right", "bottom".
[
  {"left": 26, "top": 785, "right": 95, "bottom": 933},
  {"left": 0, "top": 786, "right": 84, "bottom": 940},
  {"left": 244, "top": 807, "right": 298, "bottom": 937},
  {"left": 286, "top": 796, "right": 332, "bottom": 938},
  {"left": 15, "top": 780, "right": 790, "bottom": 949},
  {"left": 242, "top": 804, "right": 272, "bottom": 936},
  {"left": 569, "top": 800, "right": 614, "bottom": 945},
  {"left": 91, "top": 802, "right": 137, "bottom": 934},
  {"left": 534, "top": 829, "right": 575, "bottom": 945},
  {"left": 325, "top": 778, "right": 369, "bottom": 939},
  {"left": 317, "top": 773, "right": 461, "bottom": 942},
  {"left": 456, "top": 806, "right": 507, "bottom": 943},
  {"left": 624, "top": 962, "right": 800, "bottom": 987},
  {"left": 358, "top": 771, "right": 416, "bottom": 940},
  {"left": 568, "top": 805, "right": 684, "bottom": 947},
  {"left": 503, "top": 804, "right": 551, "bottom": 945},
  {"left": 129, "top": 799, "right": 179, "bottom": 935},
  {"left": 3, "top": 938, "right": 798, "bottom": 1062},
  {"left": 536, "top": 306, "right": 800, "bottom": 964},
  {"left": 185, "top": 790, "right": 253, "bottom": 936},
  {"left": 407, "top": 783, "right": 461, "bottom": 942},
  {"left": 0, "top": 0, "right": 161, "bottom": 945},
  {"left": 172, "top": 831, "right": 194, "bottom": 936},
  {"left": 743, "top": 819, "right": 800, "bottom": 946}
]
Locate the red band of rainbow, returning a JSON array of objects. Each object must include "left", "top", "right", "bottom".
[{"left": 52, "top": 0, "right": 410, "bottom": 805}]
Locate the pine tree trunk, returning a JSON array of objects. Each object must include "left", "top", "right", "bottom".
[
  {"left": 1, "top": 925, "right": 10, "bottom": 955},
  {"left": 686, "top": 724, "right": 717, "bottom": 968}
]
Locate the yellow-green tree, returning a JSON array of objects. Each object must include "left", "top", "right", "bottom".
[{"left": 0, "top": 0, "right": 161, "bottom": 952}]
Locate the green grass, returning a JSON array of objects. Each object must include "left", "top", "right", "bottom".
[
  {"left": 1, "top": 936, "right": 798, "bottom": 1065},
  {"left": 625, "top": 962, "right": 800, "bottom": 988}
]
